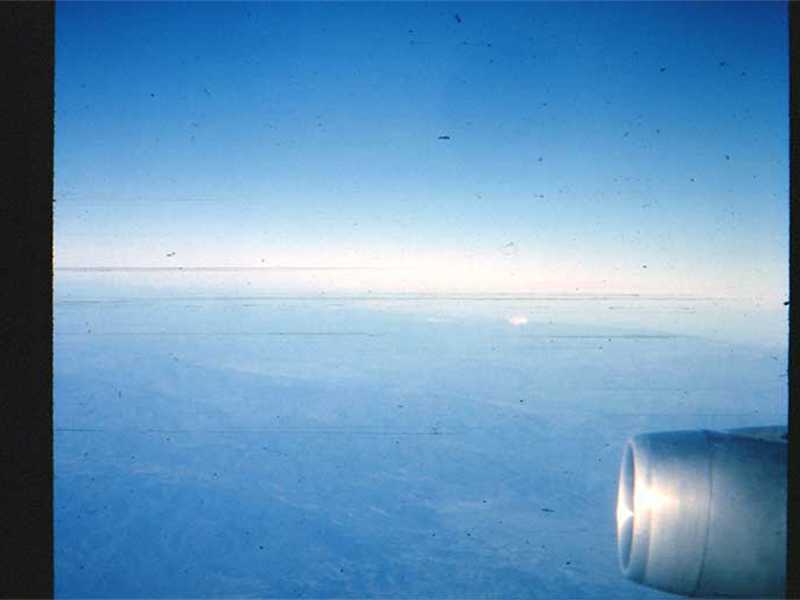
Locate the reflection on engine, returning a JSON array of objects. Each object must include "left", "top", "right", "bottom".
[{"left": 616, "top": 427, "right": 786, "bottom": 598}]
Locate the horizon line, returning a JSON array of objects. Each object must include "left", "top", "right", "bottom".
[{"left": 55, "top": 266, "right": 398, "bottom": 272}]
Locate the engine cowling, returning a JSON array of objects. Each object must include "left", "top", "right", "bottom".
[{"left": 616, "top": 426, "right": 787, "bottom": 598}]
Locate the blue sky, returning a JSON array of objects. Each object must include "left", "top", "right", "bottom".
[{"left": 54, "top": 1, "right": 788, "bottom": 300}]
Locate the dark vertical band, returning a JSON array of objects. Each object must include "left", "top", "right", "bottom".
[
  {"left": 788, "top": 1, "right": 799, "bottom": 599},
  {"left": 0, "top": 2, "right": 55, "bottom": 598}
]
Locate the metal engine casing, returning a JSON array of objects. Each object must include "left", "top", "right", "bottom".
[{"left": 616, "top": 426, "right": 787, "bottom": 598}]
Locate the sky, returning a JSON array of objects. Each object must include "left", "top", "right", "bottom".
[{"left": 54, "top": 1, "right": 789, "bottom": 301}]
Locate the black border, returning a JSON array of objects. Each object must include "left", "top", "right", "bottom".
[
  {"left": 0, "top": 2, "right": 55, "bottom": 598},
  {"left": 787, "top": 1, "right": 799, "bottom": 598}
]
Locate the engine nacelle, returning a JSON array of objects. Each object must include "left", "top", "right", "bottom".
[{"left": 616, "top": 426, "right": 787, "bottom": 598}]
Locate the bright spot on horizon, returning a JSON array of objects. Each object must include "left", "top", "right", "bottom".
[{"left": 508, "top": 315, "right": 529, "bottom": 326}]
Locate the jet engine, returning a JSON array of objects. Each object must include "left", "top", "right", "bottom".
[{"left": 616, "top": 426, "right": 787, "bottom": 597}]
